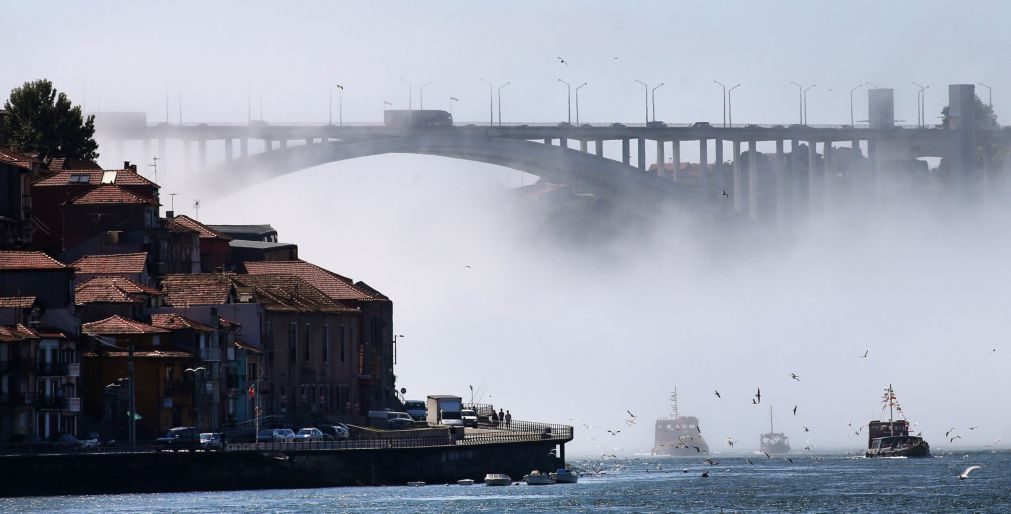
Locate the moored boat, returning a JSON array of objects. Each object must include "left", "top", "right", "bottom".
[
  {"left": 549, "top": 468, "right": 579, "bottom": 483},
  {"left": 653, "top": 388, "right": 709, "bottom": 456},
  {"left": 457, "top": 478, "right": 475, "bottom": 485},
  {"left": 484, "top": 473, "right": 512, "bottom": 486},
  {"left": 406, "top": 481, "right": 425, "bottom": 487},
  {"left": 523, "top": 470, "right": 556, "bottom": 485},
  {"left": 865, "top": 385, "right": 930, "bottom": 458},
  {"left": 759, "top": 406, "right": 791, "bottom": 455}
]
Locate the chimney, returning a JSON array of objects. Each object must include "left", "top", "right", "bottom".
[{"left": 166, "top": 210, "right": 174, "bottom": 218}]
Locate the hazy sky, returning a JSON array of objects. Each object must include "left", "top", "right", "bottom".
[{"left": 5, "top": 1, "right": 1010, "bottom": 456}]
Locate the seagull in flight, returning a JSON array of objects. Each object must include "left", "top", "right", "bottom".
[
  {"left": 761, "top": 450, "right": 772, "bottom": 460},
  {"left": 184, "top": 367, "right": 206, "bottom": 373},
  {"left": 714, "top": 390, "right": 721, "bottom": 399},
  {"left": 335, "top": 83, "right": 344, "bottom": 90},
  {"left": 968, "top": 426, "right": 979, "bottom": 430},
  {"left": 607, "top": 429, "right": 621, "bottom": 436},
  {"left": 793, "top": 405, "right": 798, "bottom": 416},
  {"left": 946, "top": 428, "right": 956, "bottom": 438},
  {"left": 726, "top": 437, "right": 736, "bottom": 447},
  {"left": 721, "top": 189, "right": 730, "bottom": 198},
  {"left": 950, "top": 435, "right": 962, "bottom": 443},
  {"left": 859, "top": 350, "right": 869, "bottom": 358},
  {"left": 746, "top": 458, "right": 754, "bottom": 465},
  {"left": 959, "top": 465, "right": 983, "bottom": 479},
  {"left": 557, "top": 56, "right": 568, "bottom": 65},
  {"left": 803, "top": 427, "right": 810, "bottom": 432},
  {"left": 790, "top": 373, "right": 800, "bottom": 381},
  {"left": 754, "top": 388, "right": 762, "bottom": 404},
  {"left": 988, "top": 347, "right": 997, "bottom": 354}
]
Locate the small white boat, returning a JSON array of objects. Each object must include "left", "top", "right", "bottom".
[
  {"left": 457, "top": 478, "right": 475, "bottom": 485},
  {"left": 484, "top": 473, "right": 512, "bottom": 486},
  {"left": 523, "top": 470, "right": 556, "bottom": 485},
  {"left": 549, "top": 468, "right": 579, "bottom": 484},
  {"left": 407, "top": 481, "right": 425, "bottom": 487}
]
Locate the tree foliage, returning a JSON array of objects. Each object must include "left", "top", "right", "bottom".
[
  {"left": 940, "top": 95, "right": 999, "bottom": 130},
  {"left": 0, "top": 79, "right": 98, "bottom": 161}
]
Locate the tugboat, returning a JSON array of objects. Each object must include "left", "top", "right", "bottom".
[
  {"left": 652, "top": 388, "right": 709, "bottom": 456},
  {"left": 865, "top": 384, "right": 930, "bottom": 458},
  {"left": 760, "top": 406, "right": 791, "bottom": 454}
]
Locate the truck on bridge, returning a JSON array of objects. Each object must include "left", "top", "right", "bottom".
[{"left": 384, "top": 109, "right": 453, "bottom": 128}]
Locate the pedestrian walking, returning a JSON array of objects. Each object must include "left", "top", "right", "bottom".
[
  {"left": 505, "top": 410, "right": 512, "bottom": 428},
  {"left": 498, "top": 408, "right": 505, "bottom": 427}
]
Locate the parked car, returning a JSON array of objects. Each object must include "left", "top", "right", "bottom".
[
  {"left": 404, "top": 400, "right": 427, "bottom": 421},
  {"left": 155, "top": 427, "right": 202, "bottom": 452},
  {"left": 294, "top": 428, "right": 327, "bottom": 442},
  {"left": 387, "top": 417, "right": 417, "bottom": 429},
  {"left": 42, "top": 433, "right": 81, "bottom": 451},
  {"left": 78, "top": 432, "right": 101, "bottom": 448},
  {"left": 256, "top": 428, "right": 297, "bottom": 443},
  {"left": 461, "top": 409, "right": 479, "bottom": 428},
  {"left": 557, "top": 122, "right": 573, "bottom": 127},
  {"left": 200, "top": 432, "right": 225, "bottom": 451},
  {"left": 646, "top": 120, "right": 667, "bottom": 128},
  {"left": 318, "top": 424, "right": 350, "bottom": 440}
]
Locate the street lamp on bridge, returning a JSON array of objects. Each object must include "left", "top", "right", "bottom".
[
  {"left": 449, "top": 96, "right": 459, "bottom": 117},
  {"left": 713, "top": 81, "right": 727, "bottom": 127},
  {"left": 557, "top": 79, "right": 571, "bottom": 124},
  {"left": 791, "top": 82, "right": 815, "bottom": 124},
  {"left": 634, "top": 80, "right": 649, "bottom": 124},
  {"left": 480, "top": 78, "right": 493, "bottom": 126},
  {"left": 913, "top": 82, "right": 929, "bottom": 127},
  {"left": 575, "top": 82, "right": 587, "bottom": 126},
  {"left": 651, "top": 83, "right": 664, "bottom": 123},
  {"left": 399, "top": 78, "right": 413, "bottom": 110},
  {"left": 419, "top": 81, "right": 432, "bottom": 110},
  {"left": 497, "top": 82, "right": 511, "bottom": 127},
  {"left": 849, "top": 84, "right": 863, "bottom": 126},
  {"left": 728, "top": 83, "right": 741, "bottom": 127},
  {"left": 803, "top": 84, "right": 816, "bottom": 125},
  {"left": 978, "top": 82, "right": 993, "bottom": 109}
]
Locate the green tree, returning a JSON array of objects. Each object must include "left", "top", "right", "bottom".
[
  {"left": 940, "top": 95, "right": 998, "bottom": 130},
  {"left": 0, "top": 79, "right": 98, "bottom": 161}
]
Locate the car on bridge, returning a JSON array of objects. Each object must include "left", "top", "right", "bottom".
[
  {"left": 557, "top": 122, "right": 573, "bottom": 127},
  {"left": 691, "top": 121, "right": 712, "bottom": 128},
  {"left": 647, "top": 121, "right": 668, "bottom": 128},
  {"left": 609, "top": 122, "right": 626, "bottom": 127},
  {"left": 155, "top": 427, "right": 202, "bottom": 452}
]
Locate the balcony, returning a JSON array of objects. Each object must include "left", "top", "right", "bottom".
[
  {"left": 199, "top": 347, "right": 223, "bottom": 362},
  {"left": 36, "top": 362, "right": 70, "bottom": 376},
  {"left": 37, "top": 395, "right": 67, "bottom": 410}
]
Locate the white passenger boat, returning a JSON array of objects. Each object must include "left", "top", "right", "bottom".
[
  {"left": 549, "top": 468, "right": 578, "bottom": 483},
  {"left": 406, "top": 481, "right": 425, "bottom": 487},
  {"left": 484, "top": 473, "right": 512, "bottom": 486},
  {"left": 523, "top": 470, "right": 556, "bottom": 485},
  {"left": 457, "top": 478, "right": 475, "bottom": 485}
]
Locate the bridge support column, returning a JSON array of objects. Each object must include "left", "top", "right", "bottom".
[
  {"left": 807, "top": 141, "right": 818, "bottom": 211},
  {"left": 240, "top": 138, "right": 248, "bottom": 159},
  {"left": 280, "top": 140, "right": 288, "bottom": 150},
  {"left": 560, "top": 137, "right": 568, "bottom": 150},
  {"left": 636, "top": 138, "right": 646, "bottom": 171},
  {"left": 748, "top": 141, "right": 758, "bottom": 220},
  {"left": 264, "top": 140, "right": 272, "bottom": 152},
  {"left": 715, "top": 139, "right": 724, "bottom": 165},
  {"left": 655, "top": 140, "right": 665, "bottom": 175},
  {"left": 305, "top": 137, "right": 313, "bottom": 146},
  {"left": 198, "top": 138, "right": 207, "bottom": 171},
  {"left": 671, "top": 140, "right": 680, "bottom": 181},
  {"left": 579, "top": 140, "right": 587, "bottom": 153},
  {"left": 790, "top": 139, "right": 802, "bottom": 219},
  {"left": 983, "top": 143, "right": 992, "bottom": 204},
  {"left": 699, "top": 139, "right": 709, "bottom": 194},
  {"left": 621, "top": 139, "right": 630, "bottom": 165},
  {"left": 595, "top": 140, "right": 604, "bottom": 158},
  {"left": 544, "top": 138, "right": 552, "bottom": 146},
  {"left": 183, "top": 140, "right": 191, "bottom": 172},
  {"left": 224, "top": 138, "right": 233, "bottom": 163},
  {"left": 775, "top": 140, "right": 786, "bottom": 228},
  {"left": 732, "top": 141, "right": 743, "bottom": 212},
  {"left": 822, "top": 141, "right": 833, "bottom": 211}
]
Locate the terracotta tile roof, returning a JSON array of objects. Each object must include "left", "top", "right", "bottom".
[
  {"left": 0, "top": 296, "right": 36, "bottom": 308},
  {"left": 352, "top": 281, "right": 388, "bottom": 301},
  {"left": 161, "top": 274, "right": 233, "bottom": 306},
  {"left": 244, "top": 260, "right": 375, "bottom": 302},
  {"left": 0, "top": 324, "right": 40, "bottom": 342},
  {"left": 47, "top": 157, "right": 102, "bottom": 171},
  {"left": 71, "top": 252, "right": 147, "bottom": 276},
  {"left": 95, "top": 350, "right": 193, "bottom": 359},
  {"left": 166, "top": 215, "right": 231, "bottom": 240},
  {"left": 75, "top": 276, "right": 160, "bottom": 305},
  {"left": 70, "top": 184, "right": 154, "bottom": 206},
  {"left": 0, "top": 149, "right": 36, "bottom": 170},
  {"left": 82, "top": 315, "right": 169, "bottom": 335},
  {"left": 230, "top": 273, "right": 357, "bottom": 313},
  {"left": 150, "top": 313, "right": 215, "bottom": 333},
  {"left": 234, "top": 339, "right": 262, "bottom": 354},
  {"left": 33, "top": 169, "right": 157, "bottom": 188},
  {"left": 0, "top": 251, "right": 71, "bottom": 271}
]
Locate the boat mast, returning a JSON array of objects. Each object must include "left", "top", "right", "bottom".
[
  {"left": 888, "top": 384, "right": 894, "bottom": 423},
  {"left": 671, "top": 387, "right": 679, "bottom": 422},
  {"left": 769, "top": 406, "right": 774, "bottom": 433}
]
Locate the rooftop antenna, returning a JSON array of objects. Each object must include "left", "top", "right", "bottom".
[
  {"left": 148, "top": 156, "right": 159, "bottom": 184},
  {"left": 169, "top": 193, "right": 177, "bottom": 213},
  {"left": 193, "top": 199, "right": 201, "bottom": 220}
]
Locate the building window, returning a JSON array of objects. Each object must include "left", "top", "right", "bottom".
[
  {"left": 303, "top": 323, "right": 311, "bottom": 361},
  {"left": 322, "top": 324, "right": 329, "bottom": 363},
  {"left": 288, "top": 322, "right": 297, "bottom": 361}
]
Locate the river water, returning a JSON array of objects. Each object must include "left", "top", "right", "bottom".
[{"left": 3, "top": 450, "right": 1008, "bottom": 513}]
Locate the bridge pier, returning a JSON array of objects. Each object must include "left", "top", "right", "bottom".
[
  {"left": 775, "top": 140, "right": 786, "bottom": 227},
  {"left": 807, "top": 140, "right": 818, "bottom": 211},
  {"left": 621, "top": 139, "right": 630, "bottom": 165},
  {"left": 790, "top": 139, "right": 802, "bottom": 219},
  {"left": 264, "top": 140, "right": 272, "bottom": 152},
  {"left": 225, "top": 138, "right": 234, "bottom": 163},
  {"left": 655, "top": 140, "right": 665, "bottom": 175},
  {"left": 699, "top": 139, "right": 709, "bottom": 194},
  {"left": 748, "top": 141, "right": 758, "bottom": 219},
  {"left": 280, "top": 140, "right": 288, "bottom": 150},
  {"left": 637, "top": 138, "right": 646, "bottom": 171},
  {"left": 198, "top": 139, "right": 207, "bottom": 171},
  {"left": 305, "top": 137, "right": 313, "bottom": 146},
  {"left": 595, "top": 140, "right": 603, "bottom": 158},
  {"left": 671, "top": 140, "right": 680, "bottom": 181},
  {"left": 240, "top": 138, "right": 249, "bottom": 159},
  {"left": 715, "top": 139, "right": 724, "bottom": 165},
  {"left": 579, "top": 140, "right": 587, "bottom": 153},
  {"left": 560, "top": 137, "right": 568, "bottom": 150},
  {"left": 732, "top": 140, "right": 743, "bottom": 212},
  {"left": 822, "top": 141, "right": 833, "bottom": 211},
  {"left": 544, "top": 138, "right": 552, "bottom": 146}
]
